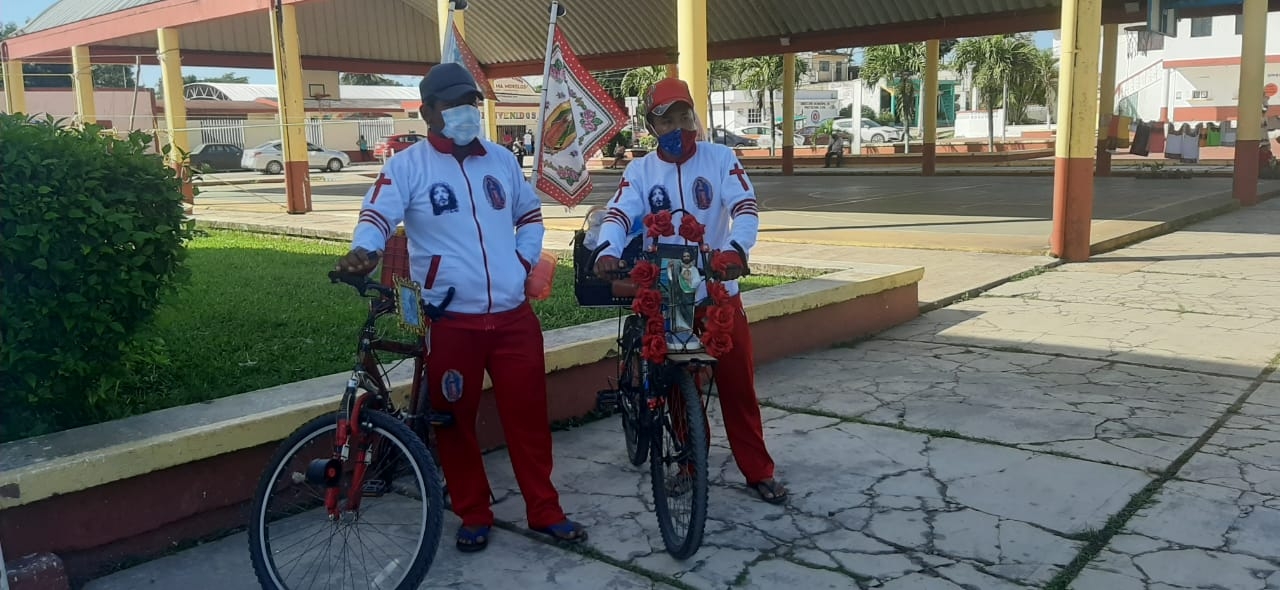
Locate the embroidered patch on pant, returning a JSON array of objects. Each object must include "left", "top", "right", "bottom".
[{"left": 442, "top": 369, "right": 464, "bottom": 402}]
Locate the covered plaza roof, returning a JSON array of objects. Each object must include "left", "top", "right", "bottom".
[{"left": 4, "top": 0, "right": 1272, "bottom": 80}]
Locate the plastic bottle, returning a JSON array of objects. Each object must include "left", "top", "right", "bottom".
[{"left": 525, "top": 250, "right": 559, "bottom": 301}]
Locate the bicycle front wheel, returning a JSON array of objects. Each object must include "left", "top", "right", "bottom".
[
  {"left": 248, "top": 410, "right": 444, "bottom": 590},
  {"left": 649, "top": 367, "right": 710, "bottom": 560}
]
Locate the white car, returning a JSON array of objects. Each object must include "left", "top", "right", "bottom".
[
  {"left": 733, "top": 125, "right": 806, "bottom": 148},
  {"left": 241, "top": 141, "right": 351, "bottom": 174},
  {"left": 833, "top": 118, "right": 903, "bottom": 143}
]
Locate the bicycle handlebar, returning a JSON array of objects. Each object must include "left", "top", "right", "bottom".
[
  {"left": 589, "top": 239, "right": 752, "bottom": 279},
  {"left": 328, "top": 251, "right": 455, "bottom": 320}
]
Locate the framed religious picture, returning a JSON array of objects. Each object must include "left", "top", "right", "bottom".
[{"left": 394, "top": 276, "right": 427, "bottom": 336}]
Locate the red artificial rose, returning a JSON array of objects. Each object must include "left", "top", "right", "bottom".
[
  {"left": 705, "top": 304, "right": 736, "bottom": 333},
  {"left": 703, "top": 330, "right": 733, "bottom": 358},
  {"left": 711, "top": 250, "right": 744, "bottom": 278},
  {"left": 642, "top": 334, "right": 669, "bottom": 364},
  {"left": 646, "top": 314, "right": 665, "bottom": 336},
  {"left": 679, "top": 214, "right": 706, "bottom": 244},
  {"left": 644, "top": 210, "right": 675, "bottom": 238},
  {"left": 631, "top": 287, "right": 663, "bottom": 318},
  {"left": 706, "top": 281, "right": 731, "bottom": 305},
  {"left": 629, "top": 260, "right": 659, "bottom": 288}
]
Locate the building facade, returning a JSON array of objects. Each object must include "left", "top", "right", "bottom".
[{"left": 1113, "top": 12, "right": 1280, "bottom": 124}]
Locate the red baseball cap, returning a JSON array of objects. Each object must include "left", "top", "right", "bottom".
[{"left": 644, "top": 78, "right": 695, "bottom": 117}]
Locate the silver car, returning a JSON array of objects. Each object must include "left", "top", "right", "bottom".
[{"left": 241, "top": 141, "right": 351, "bottom": 174}]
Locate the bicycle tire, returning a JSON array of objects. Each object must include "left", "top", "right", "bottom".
[
  {"left": 649, "top": 368, "right": 709, "bottom": 560},
  {"left": 620, "top": 348, "right": 649, "bottom": 466},
  {"left": 248, "top": 411, "right": 444, "bottom": 590}
]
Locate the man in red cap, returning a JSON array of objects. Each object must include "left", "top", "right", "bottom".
[
  {"left": 593, "top": 77, "right": 788, "bottom": 504},
  {"left": 335, "top": 62, "right": 587, "bottom": 552}
]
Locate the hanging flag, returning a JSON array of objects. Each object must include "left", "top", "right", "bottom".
[
  {"left": 534, "top": 13, "right": 628, "bottom": 208},
  {"left": 441, "top": 9, "right": 497, "bottom": 101}
]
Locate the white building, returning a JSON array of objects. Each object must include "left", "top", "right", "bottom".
[
  {"left": 1111, "top": 13, "right": 1280, "bottom": 124},
  {"left": 707, "top": 88, "right": 840, "bottom": 131}
]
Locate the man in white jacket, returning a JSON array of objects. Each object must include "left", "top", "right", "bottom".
[
  {"left": 593, "top": 78, "right": 788, "bottom": 504},
  {"left": 335, "top": 63, "right": 586, "bottom": 551}
]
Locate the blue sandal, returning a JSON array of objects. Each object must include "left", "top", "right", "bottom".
[
  {"left": 530, "top": 520, "right": 588, "bottom": 544},
  {"left": 456, "top": 524, "right": 490, "bottom": 553}
]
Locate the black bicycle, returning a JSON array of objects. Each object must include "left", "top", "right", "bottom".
[
  {"left": 576, "top": 218, "right": 751, "bottom": 560},
  {"left": 247, "top": 257, "right": 455, "bottom": 590}
]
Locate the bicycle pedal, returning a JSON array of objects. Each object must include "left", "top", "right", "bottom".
[
  {"left": 595, "top": 389, "right": 620, "bottom": 413},
  {"left": 427, "top": 412, "right": 455, "bottom": 428},
  {"left": 362, "top": 479, "right": 389, "bottom": 497}
]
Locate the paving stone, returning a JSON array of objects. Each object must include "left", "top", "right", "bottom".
[
  {"left": 987, "top": 271, "right": 1280, "bottom": 320},
  {"left": 880, "top": 296, "right": 1280, "bottom": 378},
  {"left": 756, "top": 340, "right": 1249, "bottom": 471},
  {"left": 480, "top": 405, "right": 1148, "bottom": 590},
  {"left": 1070, "top": 481, "right": 1280, "bottom": 590},
  {"left": 1179, "top": 383, "right": 1280, "bottom": 496}
]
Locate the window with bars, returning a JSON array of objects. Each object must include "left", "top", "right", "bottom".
[{"left": 747, "top": 109, "right": 762, "bottom": 124}]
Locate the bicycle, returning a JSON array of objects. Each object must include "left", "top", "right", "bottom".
[
  {"left": 576, "top": 211, "right": 751, "bottom": 561},
  {"left": 247, "top": 255, "right": 456, "bottom": 590}
]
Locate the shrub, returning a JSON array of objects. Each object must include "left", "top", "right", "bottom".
[{"left": 0, "top": 114, "right": 193, "bottom": 442}]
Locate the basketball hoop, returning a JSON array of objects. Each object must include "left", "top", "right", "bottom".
[{"left": 1124, "top": 25, "right": 1154, "bottom": 58}]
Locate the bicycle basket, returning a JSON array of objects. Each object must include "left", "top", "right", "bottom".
[{"left": 573, "top": 229, "right": 643, "bottom": 307}]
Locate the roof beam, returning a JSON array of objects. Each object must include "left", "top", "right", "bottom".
[{"left": 24, "top": 45, "right": 434, "bottom": 76}]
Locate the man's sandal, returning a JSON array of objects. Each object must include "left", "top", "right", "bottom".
[
  {"left": 456, "top": 524, "right": 491, "bottom": 553},
  {"left": 749, "top": 479, "right": 789, "bottom": 505},
  {"left": 530, "top": 520, "right": 588, "bottom": 544}
]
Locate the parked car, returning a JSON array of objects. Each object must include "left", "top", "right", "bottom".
[
  {"left": 188, "top": 143, "right": 244, "bottom": 172},
  {"left": 374, "top": 132, "right": 426, "bottom": 161},
  {"left": 734, "top": 124, "right": 807, "bottom": 148},
  {"left": 833, "top": 118, "right": 903, "bottom": 143},
  {"left": 241, "top": 141, "right": 351, "bottom": 174},
  {"left": 710, "top": 128, "right": 757, "bottom": 147}
]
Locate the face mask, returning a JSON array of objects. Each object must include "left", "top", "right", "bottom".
[
  {"left": 657, "top": 128, "right": 699, "bottom": 156},
  {"left": 441, "top": 104, "right": 482, "bottom": 145}
]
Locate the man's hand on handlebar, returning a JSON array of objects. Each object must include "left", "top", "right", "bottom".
[
  {"left": 336, "top": 247, "right": 379, "bottom": 276},
  {"left": 594, "top": 255, "right": 628, "bottom": 279}
]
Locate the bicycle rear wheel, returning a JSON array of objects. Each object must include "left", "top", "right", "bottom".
[
  {"left": 619, "top": 347, "right": 649, "bottom": 466},
  {"left": 649, "top": 367, "right": 709, "bottom": 560},
  {"left": 248, "top": 410, "right": 444, "bottom": 590}
]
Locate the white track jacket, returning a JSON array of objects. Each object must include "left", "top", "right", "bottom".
[
  {"left": 596, "top": 141, "right": 760, "bottom": 296},
  {"left": 351, "top": 136, "right": 544, "bottom": 315}
]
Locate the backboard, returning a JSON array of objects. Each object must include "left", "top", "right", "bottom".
[{"left": 1147, "top": 0, "right": 1177, "bottom": 37}]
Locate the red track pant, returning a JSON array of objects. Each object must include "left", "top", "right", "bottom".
[
  {"left": 699, "top": 295, "right": 776, "bottom": 484},
  {"left": 426, "top": 302, "right": 567, "bottom": 529}
]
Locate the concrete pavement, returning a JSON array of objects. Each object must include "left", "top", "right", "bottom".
[{"left": 89, "top": 179, "right": 1280, "bottom": 589}]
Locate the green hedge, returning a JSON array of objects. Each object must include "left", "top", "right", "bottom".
[{"left": 0, "top": 114, "right": 193, "bottom": 442}]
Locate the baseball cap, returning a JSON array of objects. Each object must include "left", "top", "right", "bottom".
[
  {"left": 419, "top": 62, "right": 482, "bottom": 105},
  {"left": 644, "top": 78, "right": 695, "bottom": 117}
]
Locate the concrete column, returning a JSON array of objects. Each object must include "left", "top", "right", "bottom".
[
  {"left": 1095, "top": 23, "right": 1118, "bottom": 177},
  {"left": 439, "top": 2, "right": 496, "bottom": 142},
  {"left": 1233, "top": 0, "right": 1268, "bottom": 206},
  {"left": 269, "top": 3, "right": 312, "bottom": 214},
  {"left": 71, "top": 45, "right": 96, "bottom": 125},
  {"left": 157, "top": 29, "right": 188, "bottom": 163},
  {"left": 157, "top": 28, "right": 192, "bottom": 204},
  {"left": 922, "top": 39, "right": 940, "bottom": 176},
  {"left": 2, "top": 58, "right": 26, "bottom": 114},
  {"left": 782, "top": 53, "right": 795, "bottom": 175},
  {"left": 677, "top": 0, "right": 709, "bottom": 125},
  {"left": 666, "top": 64, "right": 678, "bottom": 78},
  {"left": 1050, "top": 0, "right": 1103, "bottom": 262}
]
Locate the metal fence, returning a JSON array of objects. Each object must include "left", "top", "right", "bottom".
[{"left": 194, "top": 118, "right": 247, "bottom": 147}]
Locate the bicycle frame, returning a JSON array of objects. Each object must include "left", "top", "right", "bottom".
[{"left": 320, "top": 270, "right": 454, "bottom": 518}]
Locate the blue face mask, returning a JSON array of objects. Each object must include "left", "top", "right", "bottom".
[
  {"left": 657, "top": 128, "right": 684, "bottom": 155},
  {"left": 441, "top": 104, "right": 482, "bottom": 145}
]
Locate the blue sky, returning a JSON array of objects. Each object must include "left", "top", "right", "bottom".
[{"left": 6, "top": 0, "right": 1055, "bottom": 86}]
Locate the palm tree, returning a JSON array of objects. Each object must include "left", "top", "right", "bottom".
[
  {"left": 859, "top": 43, "right": 928, "bottom": 152},
  {"left": 734, "top": 56, "right": 808, "bottom": 155},
  {"left": 620, "top": 66, "right": 667, "bottom": 99},
  {"left": 708, "top": 59, "right": 739, "bottom": 134},
  {"left": 950, "top": 34, "right": 1039, "bottom": 149}
]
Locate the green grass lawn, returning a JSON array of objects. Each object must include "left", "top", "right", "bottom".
[{"left": 136, "top": 230, "right": 793, "bottom": 411}]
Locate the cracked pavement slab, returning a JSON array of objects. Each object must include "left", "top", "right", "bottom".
[
  {"left": 84, "top": 508, "right": 673, "bottom": 590},
  {"left": 753, "top": 340, "right": 1251, "bottom": 471},
  {"left": 877, "top": 296, "right": 1280, "bottom": 378},
  {"left": 1178, "top": 383, "right": 1280, "bottom": 497},
  {"left": 481, "top": 405, "right": 1150, "bottom": 589},
  {"left": 1069, "top": 480, "right": 1280, "bottom": 590}
]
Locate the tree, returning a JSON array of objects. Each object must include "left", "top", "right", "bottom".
[
  {"left": 733, "top": 56, "right": 808, "bottom": 155},
  {"left": 950, "top": 34, "right": 1038, "bottom": 149},
  {"left": 340, "top": 73, "right": 402, "bottom": 86},
  {"left": 92, "top": 65, "right": 135, "bottom": 89},
  {"left": 859, "top": 43, "right": 927, "bottom": 152},
  {"left": 620, "top": 66, "right": 667, "bottom": 99}
]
